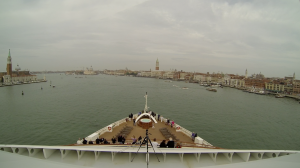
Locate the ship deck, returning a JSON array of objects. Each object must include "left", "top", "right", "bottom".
[
  {"left": 70, "top": 117, "right": 214, "bottom": 147},
  {"left": 99, "top": 119, "right": 194, "bottom": 144}
]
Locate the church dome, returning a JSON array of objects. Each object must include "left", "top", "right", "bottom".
[{"left": 15, "top": 64, "right": 21, "bottom": 71}]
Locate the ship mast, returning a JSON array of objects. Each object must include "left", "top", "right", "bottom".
[{"left": 144, "top": 92, "right": 148, "bottom": 112}]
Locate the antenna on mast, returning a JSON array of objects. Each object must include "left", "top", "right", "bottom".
[{"left": 144, "top": 92, "right": 148, "bottom": 113}]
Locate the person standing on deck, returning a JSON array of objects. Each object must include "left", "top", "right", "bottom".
[
  {"left": 96, "top": 137, "right": 100, "bottom": 144},
  {"left": 131, "top": 136, "right": 137, "bottom": 144},
  {"left": 159, "top": 140, "right": 167, "bottom": 148},
  {"left": 82, "top": 138, "right": 87, "bottom": 144},
  {"left": 77, "top": 138, "right": 82, "bottom": 144},
  {"left": 111, "top": 136, "right": 116, "bottom": 144},
  {"left": 167, "top": 138, "right": 175, "bottom": 148},
  {"left": 151, "top": 138, "right": 158, "bottom": 148},
  {"left": 191, "top": 132, "right": 195, "bottom": 140},
  {"left": 138, "top": 136, "right": 142, "bottom": 144},
  {"left": 118, "top": 135, "right": 123, "bottom": 144},
  {"left": 122, "top": 135, "right": 126, "bottom": 144},
  {"left": 166, "top": 119, "right": 170, "bottom": 125}
]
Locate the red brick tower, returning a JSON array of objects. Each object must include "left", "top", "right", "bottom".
[
  {"left": 155, "top": 58, "right": 159, "bottom": 70},
  {"left": 6, "top": 49, "right": 12, "bottom": 76}
]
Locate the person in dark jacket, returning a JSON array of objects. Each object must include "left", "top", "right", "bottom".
[
  {"left": 82, "top": 138, "right": 87, "bottom": 144},
  {"left": 159, "top": 140, "right": 167, "bottom": 148},
  {"left": 96, "top": 138, "right": 100, "bottom": 144},
  {"left": 138, "top": 136, "right": 142, "bottom": 144},
  {"left": 118, "top": 135, "right": 123, "bottom": 144},
  {"left": 99, "top": 138, "right": 104, "bottom": 144},
  {"left": 111, "top": 136, "right": 116, "bottom": 144},
  {"left": 167, "top": 138, "right": 175, "bottom": 148},
  {"left": 104, "top": 138, "right": 109, "bottom": 144},
  {"left": 122, "top": 135, "right": 126, "bottom": 144}
]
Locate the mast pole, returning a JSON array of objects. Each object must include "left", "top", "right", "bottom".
[{"left": 144, "top": 92, "right": 148, "bottom": 113}]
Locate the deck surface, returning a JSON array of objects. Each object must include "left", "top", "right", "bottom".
[{"left": 98, "top": 119, "right": 194, "bottom": 144}]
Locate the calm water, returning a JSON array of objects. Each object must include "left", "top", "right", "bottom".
[{"left": 0, "top": 74, "right": 299, "bottom": 150}]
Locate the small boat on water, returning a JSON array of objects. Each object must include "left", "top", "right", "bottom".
[
  {"left": 210, "top": 83, "right": 221, "bottom": 87},
  {"left": 4, "top": 82, "right": 13, "bottom": 86},
  {"left": 164, "top": 80, "right": 172, "bottom": 82},
  {"left": 182, "top": 87, "right": 189, "bottom": 89},
  {"left": 255, "top": 90, "right": 266, "bottom": 95},
  {"left": 41, "top": 75, "right": 47, "bottom": 82},
  {"left": 206, "top": 88, "right": 217, "bottom": 92},
  {"left": 275, "top": 94, "right": 285, "bottom": 98},
  {"left": 13, "top": 81, "right": 22, "bottom": 85}
]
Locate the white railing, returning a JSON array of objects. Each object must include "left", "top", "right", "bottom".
[
  {"left": 86, "top": 116, "right": 129, "bottom": 141},
  {"left": 0, "top": 144, "right": 298, "bottom": 165}
]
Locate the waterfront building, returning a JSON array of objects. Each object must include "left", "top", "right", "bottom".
[
  {"left": 83, "top": 66, "right": 97, "bottom": 75},
  {"left": 184, "top": 73, "right": 194, "bottom": 81},
  {"left": 265, "top": 81, "right": 285, "bottom": 93},
  {"left": 0, "top": 49, "right": 36, "bottom": 84},
  {"left": 193, "top": 73, "right": 206, "bottom": 82},
  {"left": 209, "top": 73, "right": 223, "bottom": 83},
  {"left": 293, "top": 80, "right": 300, "bottom": 94},
  {"left": 222, "top": 74, "right": 231, "bottom": 85},
  {"left": 238, "top": 79, "right": 245, "bottom": 88},
  {"left": 245, "top": 78, "right": 270, "bottom": 89},
  {"left": 178, "top": 72, "right": 187, "bottom": 80},
  {"left": 140, "top": 70, "right": 151, "bottom": 77},
  {"left": 150, "top": 70, "right": 163, "bottom": 78},
  {"left": 162, "top": 71, "right": 175, "bottom": 79}
]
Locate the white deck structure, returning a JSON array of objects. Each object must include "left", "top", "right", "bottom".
[{"left": 0, "top": 145, "right": 299, "bottom": 168}]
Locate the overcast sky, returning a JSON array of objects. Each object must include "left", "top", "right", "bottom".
[{"left": 0, "top": 0, "right": 299, "bottom": 78}]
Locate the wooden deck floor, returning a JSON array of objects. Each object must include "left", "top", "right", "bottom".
[{"left": 99, "top": 119, "right": 194, "bottom": 144}]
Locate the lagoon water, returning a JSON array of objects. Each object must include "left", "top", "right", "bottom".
[{"left": 0, "top": 74, "right": 299, "bottom": 150}]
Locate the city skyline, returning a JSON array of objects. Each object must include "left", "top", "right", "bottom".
[{"left": 0, "top": 0, "right": 299, "bottom": 78}]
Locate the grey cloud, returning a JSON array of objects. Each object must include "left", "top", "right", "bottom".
[{"left": 0, "top": 0, "right": 299, "bottom": 77}]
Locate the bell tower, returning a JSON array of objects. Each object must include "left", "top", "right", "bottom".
[
  {"left": 155, "top": 58, "right": 159, "bottom": 70},
  {"left": 245, "top": 69, "right": 248, "bottom": 78},
  {"left": 6, "top": 49, "right": 12, "bottom": 76},
  {"left": 293, "top": 72, "right": 295, "bottom": 80}
]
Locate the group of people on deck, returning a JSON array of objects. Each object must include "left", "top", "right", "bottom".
[
  {"left": 76, "top": 112, "right": 192, "bottom": 147},
  {"left": 77, "top": 137, "right": 111, "bottom": 145},
  {"left": 159, "top": 137, "right": 181, "bottom": 148},
  {"left": 130, "top": 136, "right": 180, "bottom": 148},
  {"left": 117, "top": 135, "right": 126, "bottom": 144},
  {"left": 165, "top": 118, "right": 175, "bottom": 128},
  {"left": 77, "top": 136, "right": 181, "bottom": 148}
]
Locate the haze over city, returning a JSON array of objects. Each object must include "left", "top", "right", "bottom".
[{"left": 0, "top": 0, "right": 299, "bottom": 78}]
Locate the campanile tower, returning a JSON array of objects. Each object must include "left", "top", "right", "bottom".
[
  {"left": 155, "top": 58, "right": 159, "bottom": 70},
  {"left": 6, "top": 49, "right": 12, "bottom": 76}
]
